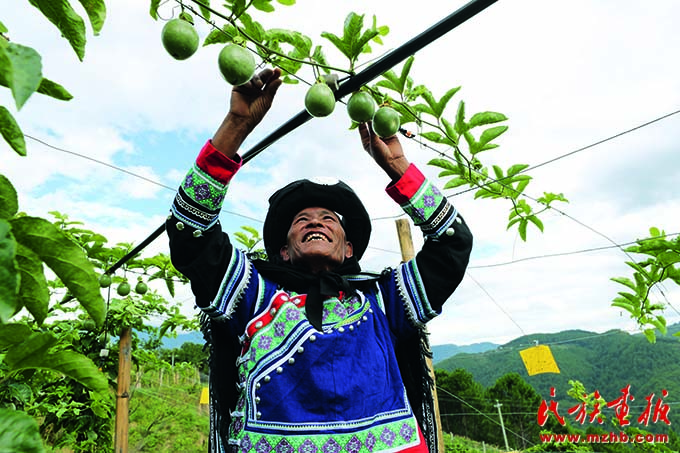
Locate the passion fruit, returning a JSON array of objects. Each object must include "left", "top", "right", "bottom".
[
  {"left": 305, "top": 83, "right": 335, "bottom": 117},
  {"left": 161, "top": 18, "right": 199, "bottom": 61},
  {"left": 346, "top": 91, "right": 377, "bottom": 123},
  {"left": 218, "top": 44, "right": 256, "bottom": 86},
  {"left": 99, "top": 274, "right": 112, "bottom": 288},
  {"left": 117, "top": 281, "right": 131, "bottom": 297},
  {"left": 135, "top": 279, "right": 148, "bottom": 295},
  {"left": 372, "top": 106, "right": 400, "bottom": 138}
]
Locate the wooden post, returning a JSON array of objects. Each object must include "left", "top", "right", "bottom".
[
  {"left": 395, "top": 219, "right": 445, "bottom": 453},
  {"left": 115, "top": 327, "right": 132, "bottom": 453}
]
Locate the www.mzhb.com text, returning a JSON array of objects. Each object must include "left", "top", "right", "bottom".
[{"left": 540, "top": 432, "right": 669, "bottom": 444}]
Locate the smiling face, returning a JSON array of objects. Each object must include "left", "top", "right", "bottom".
[{"left": 280, "top": 207, "right": 354, "bottom": 274}]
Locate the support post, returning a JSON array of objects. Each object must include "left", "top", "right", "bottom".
[
  {"left": 494, "top": 399, "right": 510, "bottom": 452},
  {"left": 395, "top": 219, "right": 444, "bottom": 453},
  {"left": 114, "top": 327, "right": 132, "bottom": 453}
]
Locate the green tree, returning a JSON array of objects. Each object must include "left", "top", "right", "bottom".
[
  {"left": 436, "top": 368, "right": 486, "bottom": 440},
  {"left": 483, "top": 372, "right": 543, "bottom": 450}
]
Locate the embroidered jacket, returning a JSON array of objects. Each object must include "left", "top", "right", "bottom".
[{"left": 167, "top": 141, "right": 473, "bottom": 452}]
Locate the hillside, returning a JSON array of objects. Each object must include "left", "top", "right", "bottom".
[
  {"left": 431, "top": 341, "right": 498, "bottom": 363},
  {"left": 437, "top": 325, "right": 680, "bottom": 427}
]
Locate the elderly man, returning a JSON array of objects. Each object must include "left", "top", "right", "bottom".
[{"left": 167, "top": 68, "right": 473, "bottom": 452}]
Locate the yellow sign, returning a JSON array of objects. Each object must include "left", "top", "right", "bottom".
[
  {"left": 200, "top": 386, "right": 210, "bottom": 405},
  {"left": 520, "top": 345, "right": 560, "bottom": 375}
]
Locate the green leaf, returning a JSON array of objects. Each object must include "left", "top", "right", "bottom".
[
  {"left": 239, "top": 14, "right": 265, "bottom": 44},
  {"left": 0, "top": 43, "right": 43, "bottom": 110},
  {"left": 10, "top": 217, "right": 105, "bottom": 326},
  {"left": 427, "top": 158, "right": 459, "bottom": 172},
  {"left": 642, "top": 329, "right": 656, "bottom": 344},
  {"left": 252, "top": 0, "right": 275, "bottom": 12},
  {"left": 455, "top": 100, "right": 466, "bottom": 133},
  {"left": 27, "top": 0, "right": 87, "bottom": 61},
  {"left": 650, "top": 316, "right": 667, "bottom": 335},
  {"left": 512, "top": 175, "right": 531, "bottom": 197},
  {"left": 397, "top": 56, "right": 415, "bottom": 96},
  {"left": 538, "top": 192, "right": 569, "bottom": 206},
  {"left": 527, "top": 215, "right": 544, "bottom": 233},
  {"left": 0, "top": 106, "right": 27, "bottom": 156},
  {"left": 492, "top": 165, "right": 504, "bottom": 180},
  {"left": 463, "top": 131, "right": 478, "bottom": 154},
  {"left": 16, "top": 244, "right": 49, "bottom": 325},
  {"left": 36, "top": 77, "right": 73, "bottom": 100},
  {"left": 0, "top": 323, "right": 33, "bottom": 349},
  {"left": 0, "top": 408, "right": 45, "bottom": 453},
  {"left": 618, "top": 291, "right": 640, "bottom": 305},
  {"left": 468, "top": 111, "right": 508, "bottom": 128},
  {"left": 443, "top": 177, "right": 468, "bottom": 190},
  {"left": 611, "top": 299, "right": 634, "bottom": 313},
  {"left": 195, "top": 0, "right": 211, "bottom": 20},
  {"left": 518, "top": 219, "right": 528, "bottom": 241},
  {"left": 241, "top": 225, "right": 260, "bottom": 237},
  {"left": 203, "top": 25, "right": 238, "bottom": 46},
  {"left": 611, "top": 276, "right": 637, "bottom": 292},
  {"left": 5, "top": 332, "right": 108, "bottom": 393},
  {"left": 0, "top": 174, "right": 18, "bottom": 219},
  {"left": 506, "top": 217, "right": 522, "bottom": 230},
  {"left": 0, "top": 219, "right": 20, "bottom": 322},
  {"left": 478, "top": 125, "right": 508, "bottom": 147},
  {"left": 277, "top": 0, "right": 296, "bottom": 4},
  {"left": 149, "top": 0, "right": 161, "bottom": 19},
  {"left": 321, "top": 12, "right": 378, "bottom": 68},
  {"left": 433, "top": 86, "right": 462, "bottom": 118},
  {"left": 0, "top": 21, "right": 7, "bottom": 34},
  {"left": 75, "top": 0, "right": 106, "bottom": 35},
  {"left": 507, "top": 163, "right": 529, "bottom": 177}
]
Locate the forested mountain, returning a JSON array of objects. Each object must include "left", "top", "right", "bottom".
[
  {"left": 436, "top": 325, "right": 680, "bottom": 428},
  {"left": 431, "top": 342, "right": 498, "bottom": 363}
]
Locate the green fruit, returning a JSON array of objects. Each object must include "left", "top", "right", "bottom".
[
  {"left": 305, "top": 83, "right": 336, "bottom": 117},
  {"left": 117, "top": 282, "right": 131, "bottom": 297},
  {"left": 346, "top": 91, "right": 377, "bottom": 123},
  {"left": 135, "top": 280, "right": 148, "bottom": 295},
  {"left": 218, "top": 44, "right": 256, "bottom": 86},
  {"left": 372, "top": 106, "right": 400, "bottom": 138},
  {"left": 99, "top": 274, "right": 112, "bottom": 288},
  {"left": 161, "top": 18, "right": 199, "bottom": 61}
]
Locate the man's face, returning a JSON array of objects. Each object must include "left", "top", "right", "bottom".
[{"left": 280, "top": 207, "right": 353, "bottom": 273}]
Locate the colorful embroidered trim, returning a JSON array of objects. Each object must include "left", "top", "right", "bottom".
[
  {"left": 202, "top": 248, "right": 252, "bottom": 320},
  {"left": 182, "top": 163, "right": 228, "bottom": 212},
  {"left": 230, "top": 417, "right": 421, "bottom": 452},
  {"left": 395, "top": 262, "right": 437, "bottom": 327}
]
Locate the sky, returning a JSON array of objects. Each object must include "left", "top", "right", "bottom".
[{"left": 3, "top": 0, "right": 680, "bottom": 347}]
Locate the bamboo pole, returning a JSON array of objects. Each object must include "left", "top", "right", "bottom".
[
  {"left": 395, "top": 219, "right": 444, "bottom": 453},
  {"left": 115, "top": 327, "right": 132, "bottom": 453}
]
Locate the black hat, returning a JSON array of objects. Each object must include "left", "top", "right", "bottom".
[{"left": 263, "top": 177, "right": 371, "bottom": 261}]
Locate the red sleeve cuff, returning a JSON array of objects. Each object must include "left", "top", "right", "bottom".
[
  {"left": 386, "top": 164, "right": 426, "bottom": 204},
  {"left": 195, "top": 140, "right": 242, "bottom": 185}
]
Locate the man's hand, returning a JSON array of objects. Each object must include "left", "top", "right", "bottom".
[
  {"left": 213, "top": 67, "right": 283, "bottom": 158},
  {"left": 357, "top": 122, "right": 410, "bottom": 181}
]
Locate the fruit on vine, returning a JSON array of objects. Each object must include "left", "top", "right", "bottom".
[
  {"left": 346, "top": 91, "right": 377, "bottom": 123},
  {"left": 372, "top": 106, "right": 400, "bottom": 138},
  {"left": 99, "top": 274, "right": 112, "bottom": 288},
  {"left": 305, "top": 83, "right": 336, "bottom": 117},
  {"left": 218, "top": 44, "right": 256, "bottom": 86},
  {"left": 135, "top": 279, "right": 148, "bottom": 295},
  {"left": 117, "top": 281, "right": 131, "bottom": 297},
  {"left": 161, "top": 18, "right": 199, "bottom": 61}
]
